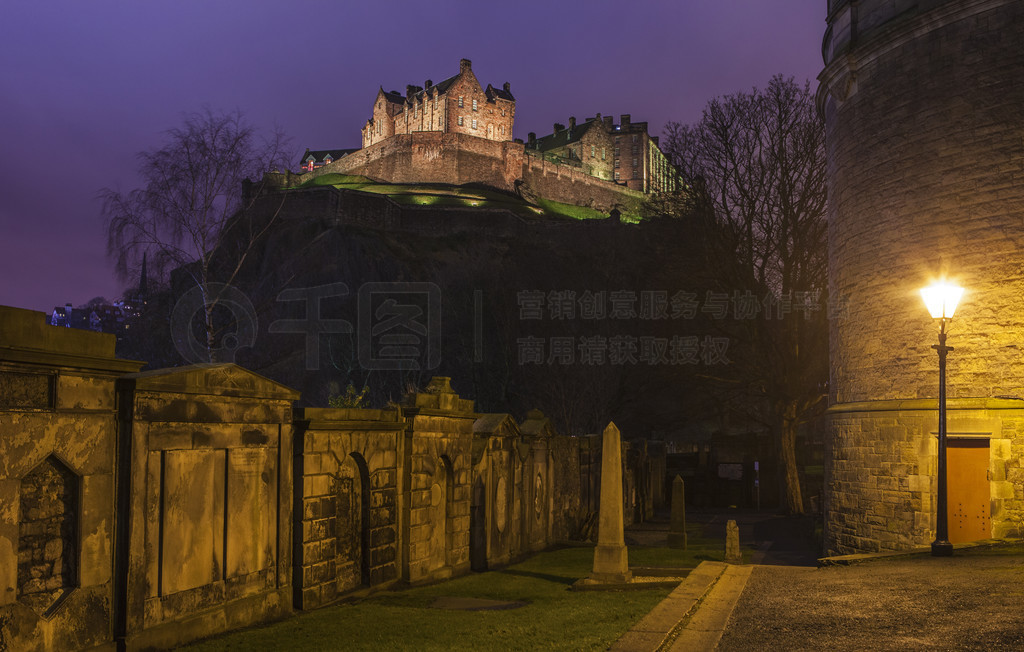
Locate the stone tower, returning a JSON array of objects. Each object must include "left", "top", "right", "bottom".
[{"left": 820, "top": 0, "right": 1024, "bottom": 554}]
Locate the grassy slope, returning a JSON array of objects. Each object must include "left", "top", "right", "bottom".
[
  {"left": 182, "top": 529, "right": 721, "bottom": 651},
  {"left": 292, "top": 173, "right": 641, "bottom": 222}
]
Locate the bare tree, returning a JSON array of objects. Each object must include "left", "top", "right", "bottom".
[
  {"left": 658, "top": 75, "right": 828, "bottom": 515},
  {"left": 103, "top": 108, "right": 291, "bottom": 361}
]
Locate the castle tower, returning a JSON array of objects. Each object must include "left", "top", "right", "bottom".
[{"left": 820, "top": 0, "right": 1024, "bottom": 554}]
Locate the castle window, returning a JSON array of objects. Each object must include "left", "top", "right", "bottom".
[
  {"left": 614, "top": 159, "right": 620, "bottom": 168},
  {"left": 591, "top": 145, "right": 595, "bottom": 158},
  {"left": 632, "top": 157, "right": 638, "bottom": 168},
  {"left": 614, "top": 147, "right": 620, "bottom": 156},
  {"left": 472, "top": 99, "right": 478, "bottom": 111},
  {"left": 602, "top": 148, "right": 606, "bottom": 160},
  {"left": 472, "top": 119, "right": 477, "bottom": 129},
  {"left": 615, "top": 170, "right": 620, "bottom": 180},
  {"left": 458, "top": 96, "right": 464, "bottom": 107},
  {"left": 458, "top": 116, "right": 464, "bottom": 126},
  {"left": 501, "top": 109, "right": 505, "bottom": 117},
  {"left": 632, "top": 135, "right": 638, "bottom": 143}
]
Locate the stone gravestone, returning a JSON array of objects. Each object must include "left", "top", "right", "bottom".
[
  {"left": 667, "top": 475, "right": 687, "bottom": 549},
  {"left": 589, "top": 422, "right": 632, "bottom": 583},
  {"left": 725, "top": 519, "right": 742, "bottom": 564}
]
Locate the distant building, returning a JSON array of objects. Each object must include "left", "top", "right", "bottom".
[
  {"left": 50, "top": 301, "right": 127, "bottom": 335},
  {"left": 300, "top": 148, "right": 359, "bottom": 172},
  {"left": 362, "top": 58, "right": 515, "bottom": 148},
  {"left": 527, "top": 114, "right": 682, "bottom": 193}
]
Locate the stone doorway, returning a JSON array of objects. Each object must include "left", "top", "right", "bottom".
[{"left": 947, "top": 438, "right": 991, "bottom": 544}]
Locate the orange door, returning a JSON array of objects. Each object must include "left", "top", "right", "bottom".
[{"left": 946, "top": 439, "right": 990, "bottom": 544}]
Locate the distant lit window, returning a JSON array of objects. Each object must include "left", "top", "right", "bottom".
[
  {"left": 591, "top": 145, "right": 595, "bottom": 158},
  {"left": 632, "top": 157, "right": 637, "bottom": 167},
  {"left": 632, "top": 135, "right": 638, "bottom": 143},
  {"left": 602, "top": 148, "right": 606, "bottom": 160},
  {"left": 615, "top": 170, "right": 620, "bottom": 180},
  {"left": 615, "top": 136, "right": 620, "bottom": 143},
  {"left": 501, "top": 109, "right": 505, "bottom": 117},
  {"left": 472, "top": 119, "right": 477, "bottom": 129},
  {"left": 472, "top": 99, "right": 478, "bottom": 111},
  {"left": 458, "top": 116, "right": 464, "bottom": 126},
  {"left": 614, "top": 147, "right": 620, "bottom": 156},
  {"left": 459, "top": 96, "right": 464, "bottom": 107},
  {"left": 614, "top": 159, "right": 620, "bottom": 168}
]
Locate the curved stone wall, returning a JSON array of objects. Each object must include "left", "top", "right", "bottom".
[{"left": 821, "top": 0, "right": 1024, "bottom": 553}]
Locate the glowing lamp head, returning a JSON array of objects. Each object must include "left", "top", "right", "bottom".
[{"left": 920, "top": 282, "right": 964, "bottom": 320}]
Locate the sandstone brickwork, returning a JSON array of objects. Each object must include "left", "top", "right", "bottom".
[
  {"left": 821, "top": 0, "right": 1024, "bottom": 554},
  {"left": 363, "top": 59, "right": 514, "bottom": 148},
  {"left": 0, "top": 306, "right": 660, "bottom": 649},
  {"left": 400, "top": 377, "right": 477, "bottom": 583},
  {"left": 116, "top": 364, "right": 299, "bottom": 650},
  {"left": 0, "top": 306, "right": 142, "bottom": 652},
  {"left": 293, "top": 407, "right": 403, "bottom": 608}
]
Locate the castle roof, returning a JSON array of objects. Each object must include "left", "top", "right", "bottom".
[
  {"left": 532, "top": 118, "right": 601, "bottom": 151},
  {"left": 301, "top": 148, "right": 358, "bottom": 165},
  {"left": 485, "top": 83, "right": 515, "bottom": 102}
]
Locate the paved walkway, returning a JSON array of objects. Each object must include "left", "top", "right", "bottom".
[{"left": 615, "top": 513, "right": 1024, "bottom": 651}]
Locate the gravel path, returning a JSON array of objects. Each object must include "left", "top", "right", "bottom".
[{"left": 717, "top": 550, "right": 1024, "bottom": 650}]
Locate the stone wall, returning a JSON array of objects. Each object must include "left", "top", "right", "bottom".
[
  {"left": 0, "top": 306, "right": 142, "bottom": 652},
  {"left": 313, "top": 132, "right": 524, "bottom": 193},
  {"left": 0, "top": 306, "right": 662, "bottom": 649},
  {"left": 116, "top": 364, "right": 299, "bottom": 649},
  {"left": 821, "top": 0, "right": 1024, "bottom": 553},
  {"left": 400, "top": 378, "right": 476, "bottom": 583},
  {"left": 286, "top": 131, "right": 644, "bottom": 215},
  {"left": 521, "top": 153, "right": 646, "bottom": 214},
  {"left": 293, "top": 407, "right": 403, "bottom": 609}
]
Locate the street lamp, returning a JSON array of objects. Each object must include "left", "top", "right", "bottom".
[{"left": 919, "top": 281, "right": 964, "bottom": 557}]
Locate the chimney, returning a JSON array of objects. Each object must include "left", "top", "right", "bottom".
[
  {"left": 620, "top": 114, "right": 631, "bottom": 129},
  {"left": 553, "top": 123, "right": 565, "bottom": 133},
  {"left": 503, "top": 82, "right": 510, "bottom": 92},
  {"left": 406, "top": 84, "right": 422, "bottom": 98},
  {"left": 651, "top": 136, "right": 660, "bottom": 146},
  {"left": 425, "top": 79, "right": 433, "bottom": 89},
  {"left": 568, "top": 116, "right": 576, "bottom": 130},
  {"left": 603, "top": 115, "right": 613, "bottom": 129},
  {"left": 528, "top": 132, "right": 536, "bottom": 147},
  {"left": 460, "top": 58, "right": 472, "bottom": 73}
]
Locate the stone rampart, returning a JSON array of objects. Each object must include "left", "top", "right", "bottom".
[
  {"left": 521, "top": 153, "right": 646, "bottom": 214},
  {"left": 284, "top": 132, "right": 643, "bottom": 215}
]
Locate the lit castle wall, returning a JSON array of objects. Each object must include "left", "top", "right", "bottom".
[{"left": 821, "top": 0, "right": 1024, "bottom": 553}]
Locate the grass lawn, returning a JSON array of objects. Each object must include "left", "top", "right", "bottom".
[
  {"left": 289, "top": 174, "right": 643, "bottom": 223},
  {"left": 182, "top": 530, "right": 720, "bottom": 651}
]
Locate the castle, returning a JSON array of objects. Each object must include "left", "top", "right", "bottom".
[{"left": 296, "top": 59, "right": 681, "bottom": 212}]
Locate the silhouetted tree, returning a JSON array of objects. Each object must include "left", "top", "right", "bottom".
[
  {"left": 102, "top": 107, "right": 290, "bottom": 361},
  {"left": 657, "top": 75, "right": 828, "bottom": 515}
]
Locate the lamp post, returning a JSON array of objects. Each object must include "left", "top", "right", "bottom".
[{"left": 920, "top": 281, "right": 964, "bottom": 557}]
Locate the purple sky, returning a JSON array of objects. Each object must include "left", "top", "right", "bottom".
[{"left": 0, "top": 0, "right": 824, "bottom": 314}]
